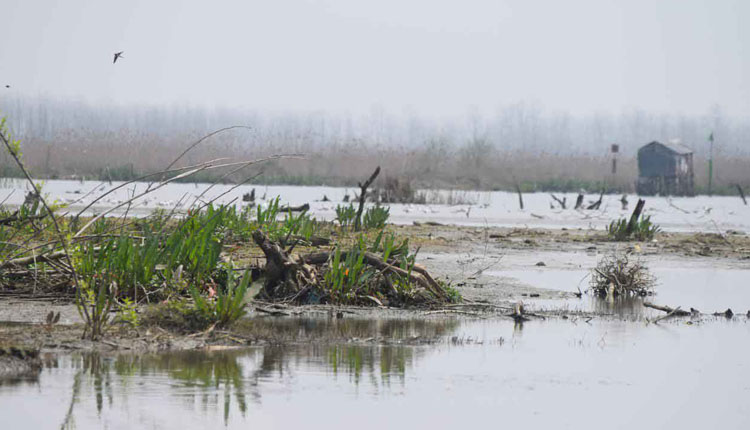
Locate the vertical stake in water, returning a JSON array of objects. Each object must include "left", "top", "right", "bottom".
[{"left": 708, "top": 132, "right": 714, "bottom": 196}]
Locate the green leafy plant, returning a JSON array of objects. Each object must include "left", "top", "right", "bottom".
[
  {"left": 117, "top": 297, "right": 139, "bottom": 328},
  {"left": 75, "top": 277, "right": 116, "bottom": 340},
  {"left": 362, "top": 204, "right": 390, "bottom": 230},
  {"left": 607, "top": 215, "right": 660, "bottom": 241},
  {"left": 189, "top": 264, "right": 251, "bottom": 328},
  {"left": 335, "top": 204, "right": 357, "bottom": 228}
]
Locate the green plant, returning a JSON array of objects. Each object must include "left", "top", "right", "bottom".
[
  {"left": 75, "top": 277, "right": 116, "bottom": 340},
  {"left": 117, "top": 297, "right": 139, "bottom": 328},
  {"left": 607, "top": 215, "right": 660, "bottom": 241},
  {"left": 189, "top": 264, "right": 250, "bottom": 328},
  {"left": 324, "top": 243, "right": 373, "bottom": 302},
  {"left": 362, "top": 204, "right": 390, "bottom": 230},
  {"left": 256, "top": 197, "right": 281, "bottom": 231},
  {"left": 335, "top": 204, "right": 356, "bottom": 228}
]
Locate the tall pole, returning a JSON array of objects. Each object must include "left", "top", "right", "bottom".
[{"left": 708, "top": 132, "right": 714, "bottom": 196}]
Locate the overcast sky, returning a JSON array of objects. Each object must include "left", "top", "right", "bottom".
[{"left": 1, "top": 0, "right": 748, "bottom": 117}]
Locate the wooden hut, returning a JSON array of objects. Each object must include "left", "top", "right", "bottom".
[{"left": 636, "top": 141, "right": 694, "bottom": 196}]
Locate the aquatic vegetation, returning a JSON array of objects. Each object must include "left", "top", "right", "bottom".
[
  {"left": 362, "top": 204, "right": 390, "bottom": 230},
  {"left": 335, "top": 203, "right": 357, "bottom": 228},
  {"left": 607, "top": 215, "right": 660, "bottom": 241},
  {"left": 189, "top": 264, "right": 250, "bottom": 328}
]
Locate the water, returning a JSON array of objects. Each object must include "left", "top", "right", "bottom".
[
  {"left": 487, "top": 266, "right": 750, "bottom": 316},
  {"left": 1, "top": 179, "right": 748, "bottom": 232},
  {"left": 1, "top": 317, "right": 749, "bottom": 429}
]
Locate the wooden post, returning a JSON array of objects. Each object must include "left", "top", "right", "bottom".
[
  {"left": 736, "top": 184, "right": 747, "bottom": 205},
  {"left": 625, "top": 199, "right": 645, "bottom": 236},
  {"left": 515, "top": 182, "right": 524, "bottom": 210},
  {"left": 574, "top": 194, "right": 584, "bottom": 210},
  {"left": 354, "top": 166, "right": 380, "bottom": 231}
]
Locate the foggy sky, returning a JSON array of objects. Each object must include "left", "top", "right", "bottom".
[{"left": 1, "top": 0, "right": 748, "bottom": 117}]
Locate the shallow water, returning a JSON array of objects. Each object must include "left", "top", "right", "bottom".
[
  {"left": 1, "top": 178, "right": 748, "bottom": 232},
  {"left": 488, "top": 267, "right": 750, "bottom": 315},
  {"left": 1, "top": 317, "right": 749, "bottom": 429}
]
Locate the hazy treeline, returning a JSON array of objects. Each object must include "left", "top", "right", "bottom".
[{"left": 1, "top": 94, "right": 748, "bottom": 193}]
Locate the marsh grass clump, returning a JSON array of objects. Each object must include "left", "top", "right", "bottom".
[
  {"left": 189, "top": 264, "right": 250, "bottom": 328},
  {"left": 335, "top": 203, "right": 357, "bottom": 228},
  {"left": 607, "top": 215, "right": 660, "bottom": 241},
  {"left": 362, "top": 204, "right": 390, "bottom": 230},
  {"left": 590, "top": 253, "right": 655, "bottom": 297}
]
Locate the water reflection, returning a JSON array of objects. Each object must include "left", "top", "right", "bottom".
[{"left": 34, "top": 318, "right": 459, "bottom": 428}]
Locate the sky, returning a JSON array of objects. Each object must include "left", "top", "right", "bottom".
[{"left": 1, "top": 0, "right": 748, "bottom": 117}]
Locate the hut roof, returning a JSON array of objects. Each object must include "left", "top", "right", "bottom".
[{"left": 640, "top": 141, "right": 693, "bottom": 155}]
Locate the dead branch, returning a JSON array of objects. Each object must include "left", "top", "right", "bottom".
[
  {"left": 736, "top": 184, "right": 747, "bottom": 205},
  {"left": 586, "top": 190, "right": 604, "bottom": 210},
  {"left": 515, "top": 182, "right": 524, "bottom": 210},
  {"left": 643, "top": 301, "right": 691, "bottom": 316},
  {"left": 0, "top": 250, "right": 68, "bottom": 270},
  {"left": 354, "top": 166, "right": 381, "bottom": 231},
  {"left": 0, "top": 213, "right": 48, "bottom": 226},
  {"left": 550, "top": 194, "right": 566, "bottom": 209}
]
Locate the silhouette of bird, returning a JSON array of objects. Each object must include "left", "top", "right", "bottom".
[
  {"left": 113, "top": 51, "right": 124, "bottom": 64},
  {"left": 4, "top": 85, "right": 9, "bottom": 89}
]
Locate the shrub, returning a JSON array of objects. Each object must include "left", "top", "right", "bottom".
[{"left": 590, "top": 253, "right": 655, "bottom": 297}]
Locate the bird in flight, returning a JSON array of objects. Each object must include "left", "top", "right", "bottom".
[
  {"left": 113, "top": 51, "right": 124, "bottom": 64},
  {"left": 4, "top": 85, "right": 9, "bottom": 89}
]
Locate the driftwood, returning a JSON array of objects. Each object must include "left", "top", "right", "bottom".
[
  {"left": 0, "top": 250, "right": 68, "bottom": 270},
  {"left": 354, "top": 166, "right": 380, "bottom": 231},
  {"left": 625, "top": 199, "right": 646, "bottom": 236},
  {"left": 586, "top": 190, "right": 604, "bottom": 210},
  {"left": 550, "top": 194, "right": 566, "bottom": 209},
  {"left": 251, "top": 230, "right": 316, "bottom": 299},
  {"left": 242, "top": 188, "right": 255, "bottom": 202},
  {"left": 0, "top": 213, "right": 48, "bottom": 226},
  {"left": 279, "top": 203, "right": 310, "bottom": 212},
  {"left": 643, "top": 302, "right": 691, "bottom": 316},
  {"left": 252, "top": 229, "right": 448, "bottom": 303},
  {"left": 574, "top": 194, "right": 584, "bottom": 210}
]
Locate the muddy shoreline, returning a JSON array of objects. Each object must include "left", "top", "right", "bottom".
[{"left": 1, "top": 224, "right": 749, "bottom": 362}]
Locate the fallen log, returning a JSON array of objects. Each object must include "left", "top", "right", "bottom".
[
  {"left": 279, "top": 203, "right": 310, "bottom": 212},
  {"left": 0, "top": 213, "right": 48, "bottom": 226},
  {"left": 0, "top": 250, "right": 67, "bottom": 270},
  {"left": 643, "top": 301, "right": 691, "bottom": 316}
]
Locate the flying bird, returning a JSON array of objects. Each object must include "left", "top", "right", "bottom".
[
  {"left": 4, "top": 85, "right": 9, "bottom": 89},
  {"left": 113, "top": 51, "right": 124, "bottom": 64}
]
